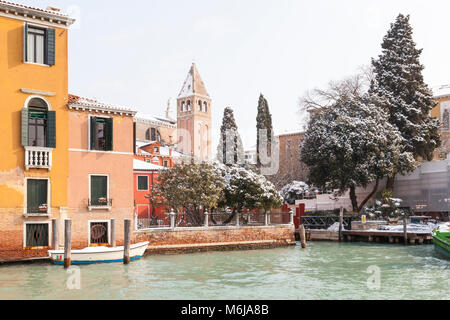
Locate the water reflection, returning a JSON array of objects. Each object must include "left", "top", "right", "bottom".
[{"left": 0, "top": 243, "right": 448, "bottom": 300}]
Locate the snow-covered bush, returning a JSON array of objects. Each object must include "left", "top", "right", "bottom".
[
  {"left": 221, "top": 165, "right": 283, "bottom": 212},
  {"left": 281, "top": 181, "right": 310, "bottom": 204}
]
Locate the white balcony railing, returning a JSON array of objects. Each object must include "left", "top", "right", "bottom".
[{"left": 25, "top": 146, "right": 52, "bottom": 170}]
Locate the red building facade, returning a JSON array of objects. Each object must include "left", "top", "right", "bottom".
[{"left": 133, "top": 159, "right": 165, "bottom": 221}]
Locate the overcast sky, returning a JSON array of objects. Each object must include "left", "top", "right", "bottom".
[{"left": 22, "top": 0, "right": 450, "bottom": 149}]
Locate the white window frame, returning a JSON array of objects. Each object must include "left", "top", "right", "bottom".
[
  {"left": 88, "top": 115, "right": 113, "bottom": 152},
  {"left": 23, "top": 220, "right": 51, "bottom": 248},
  {"left": 88, "top": 174, "right": 111, "bottom": 211},
  {"left": 137, "top": 175, "right": 149, "bottom": 191},
  {"left": 23, "top": 177, "right": 51, "bottom": 217},
  {"left": 24, "top": 23, "right": 47, "bottom": 66},
  {"left": 87, "top": 220, "right": 111, "bottom": 246}
]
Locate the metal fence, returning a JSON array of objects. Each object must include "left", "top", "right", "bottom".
[
  {"left": 136, "top": 211, "right": 294, "bottom": 230},
  {"left": 302, "top": 216, "right": 354, "bottom": 230},
  {"left": 137, "top": 217, "right": 170, "bottom": 229}
]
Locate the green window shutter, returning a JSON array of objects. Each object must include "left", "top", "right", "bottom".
[
  {"left": 106, "top": 118, "right": 113, "bottom": 151},
  {"left": 47, "top": 111, "right": 56, "bottom": 148},
  {"left": 23, "top": 23, "right": 28, "bottom": 62},
  {"left": 21, "top": 108, "right": 29, "bottom": 147},
  {"left": 45, "top": 28, "right": 55, "bottom": 66},
  {"left": 90, "top": 116, "right": 97, "bottom": 150},
  {"left": 27, "top": 180, "right": 47, "bottom": 213},
  {"left": 91, "top": 176, "right": 108, "bottom": 202},
  {"left": 137, "top": 176, "right": 148, "bottom": 190}
]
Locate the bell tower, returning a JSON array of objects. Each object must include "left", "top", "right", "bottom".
[{"left": 177, "top": 63, "right": 212, "bottom": 161}]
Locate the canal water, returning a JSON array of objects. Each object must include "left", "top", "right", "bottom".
[{"left": 0, "top": 242, "right": 448, "bottom": 300}]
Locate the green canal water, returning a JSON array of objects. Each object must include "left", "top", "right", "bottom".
[{"left": 0, "top": 242, "right": 448, "bottom": 300}]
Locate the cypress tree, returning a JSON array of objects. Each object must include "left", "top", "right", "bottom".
[
  {"left": 217, "top": 107, "right": 244, "bottom": 165},
  {"left": 370, "top": 14, "right": 441, "bottom": 191},
  {"left": 256, "top": 94, "right": 273, "bottom": 168}
]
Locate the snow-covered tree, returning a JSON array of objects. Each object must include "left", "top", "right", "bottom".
[
  {"left": 281, "top": 181, "right": 310, "bottom": 205},
  {"left": 220, "top": 165, "right": 282, "bottom": 214},
  {"left": 301, "top": 92, "right": 404, "bottom": 213},
  {"left": 149, "top": 162, "right": 225, "bottom": 225},
  {"left": 217, "top": 107, "right": 244, "bottom": 165},
  {"left": 256, "top": 94, "right": 274, "bottom": 169},
  {"left": 370, "top": 14, "right": 441, "bottom": 191}
]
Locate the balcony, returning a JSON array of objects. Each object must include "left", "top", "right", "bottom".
[
  {"left": 25, "top": 147, "right": 52, "bottom": 170},
  {"left": 88, "top": 198, "right": 113, "bottom": 212}
]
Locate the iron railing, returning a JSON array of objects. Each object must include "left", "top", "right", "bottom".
[
  {"left": 136, "top": 211, "right": 294, "bottom": 230},
  {"left": 88, "top": 198, "right": 113, "bottom": 207},
  {"left": 302, "top": 216, "right": 354, "bottom": 230}
]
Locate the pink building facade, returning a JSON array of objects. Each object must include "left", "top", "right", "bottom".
[{"left": 66, "top": 95, "right": 136, "bottom": 248}]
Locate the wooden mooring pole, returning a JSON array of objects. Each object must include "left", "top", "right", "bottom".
[
  {"left": 338, "top": 207, "right": 343, "bottom": 243},
  {"left": 403, "top": 215, "right": 408, "bottom": 245},
  {"left": 52, "top": 218, "right": 58, "bottom": 250},
  {"left": 300, "top": 225, "right": 307, "bottom": 249},
  {"left": 124, "top": 219, "right": 131, "bottom": 264},
  {"left": 64, "top": 219, "right": 71, "bottom": 269},
  {"left": 110, "top": 219, "right": 116, "bottom": 247}
]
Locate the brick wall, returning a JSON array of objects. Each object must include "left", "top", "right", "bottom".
[{"left": 134, "top": 225, "right": 296, "bottom": 254}]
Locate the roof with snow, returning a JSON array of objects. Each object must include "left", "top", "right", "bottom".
[
  {"left": 68, "top": 94, "right": 137, "bottom": 116},
  {"left": 134, "top": 113, "right": 176, "bottom": 127},
  {"left": 178, "top": 63, "right": 210, "bottom": 99},
  {"left": 433, "top": 85, "right": 450, "bottom": 99},
  {"left": 276, "top": 130, "right": 305, "bottom": 138},
  {"left": 0, "top": 1, "right": 75, "bottom": 26},
  {"left": 133, "top": 159, "right": 165, "bottom": 171}
]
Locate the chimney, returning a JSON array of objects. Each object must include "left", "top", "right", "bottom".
[{"left": 46, "top": 6, "right": 61, "bottom": 12}]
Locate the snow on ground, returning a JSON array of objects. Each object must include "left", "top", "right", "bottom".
[{"left": 327, "top": 222, "right": 346, "bottom": 232}]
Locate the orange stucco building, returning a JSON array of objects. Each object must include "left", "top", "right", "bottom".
[{"left": 0, "top": 2, "right": 75, "bottom": 261}]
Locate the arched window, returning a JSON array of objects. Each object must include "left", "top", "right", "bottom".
[
  {"left": 198, "top": 100, "right": 202, "bottom": 111},
  {"left": 26, "top": 97, "right": 52, "bottom": 147},
  {"left": 181, "top": 101, "right": 185, "bottom": 112},
  {"left": 203, "top": 102, "right": 208, "bottom": 112},
  {"left": 187, "top": 100, "right": 191, "bottom": 111}
]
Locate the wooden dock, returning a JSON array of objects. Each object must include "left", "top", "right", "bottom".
[
  {"left": 297, "top": 229, "right": 432, "bottom": 245},
  {"left": 343, "top": 230, "right": 432, "bottom": 245}
]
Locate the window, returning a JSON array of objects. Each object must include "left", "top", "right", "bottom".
[
  {"left": 198, "top": 100, "right": 202, "bottom": 111},
  {"left": 163, "top": 160, "right": 169, "bottom": 167},
  {"left": 187, "top": 100, "right": 191, "bottom": 111},
  {"left": 90, "top": 175, "right": 109, "bottom": 206},
  {"left": 151, "top": 128, "right": 156, "bottom": 141},
  {"left": 90, "top": 222, "right": 109, "bottom": 245},
  {"left": 21, "top": 97, "right": 56, "bottom": 148},
  {"left": 154, "top": 146, "right": 159, "bottom": 153},
  {"left": 137, "top": 176, "right": 149, "bottom": 191},
  {"left": 27, "top": 179, "right": 48, "bottom": 214},
  {"left": 181, "top": 101, "right": 185, "bottom": 112},
  {"left": 28, "top": 107, "right": 47, "bottom": 147},
  {"left": 90, "top": 117, "right": 113, "bottom": 151},
  {"left": 25, "top": 223, "right": 49, "bottom": 247},
  {"left": 24, "top": 24, "right": 55, "bottom": 65},
  {"left": 203, "top": 102, "right": 208, "bottom": 112}
]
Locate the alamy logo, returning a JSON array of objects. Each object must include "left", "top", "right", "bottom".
[
  {"left": 366, "top": 265, "right": 381, "bottom": 290},
  {"left": 66, "top": 266, "right": 81, "bottom": 290}
]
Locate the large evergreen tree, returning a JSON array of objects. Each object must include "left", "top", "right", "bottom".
[
  {"left": 371, "top": 14, "right": 441, "bottom": 190},
  {"left": 256, "top": 94, "right": 274, "bottom": 168},
  {"left": 301, "top": 93, "right": 403, "bottom": 213},
  {"left": 217, "top": 107, "right": 244, "bottom": 165}
]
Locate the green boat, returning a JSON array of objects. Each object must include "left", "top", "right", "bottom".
[{"left": 432, "top": 224, "right": 450, "bottom": 259}]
